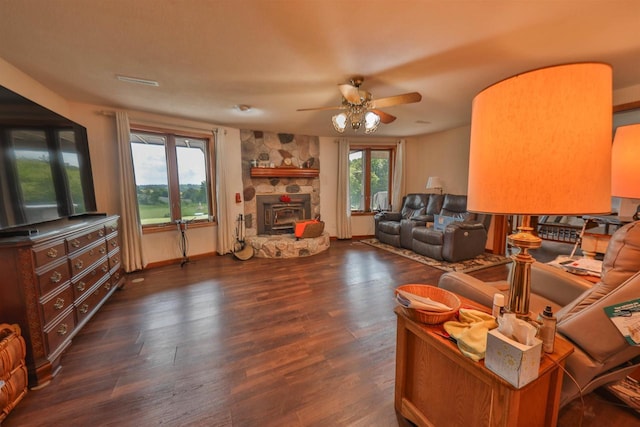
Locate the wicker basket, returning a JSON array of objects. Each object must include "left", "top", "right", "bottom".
[{"left": 395, "top": 284, "right": 461, "bottom": 324}]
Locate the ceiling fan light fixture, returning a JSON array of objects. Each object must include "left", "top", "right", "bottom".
[
  {"left": 332, "top": 113, "right": 348, "bottom": 133},
  {"left": 364, "top": 111, "right": 380, "bottom": 133}
]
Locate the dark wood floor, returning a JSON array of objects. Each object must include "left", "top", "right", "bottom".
[{"left": 4, "top": 240, "right": 639, "bottom": 426}]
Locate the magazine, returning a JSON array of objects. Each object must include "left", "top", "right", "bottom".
[
  {"left": 548, "top": 256, "right": 602, "bottom": 277},
  {"left": 604, "top": 298, "right": 640, "bottom": 346},
  {"left": 606, "top": 376, "right": 640, "bottom": 412}
]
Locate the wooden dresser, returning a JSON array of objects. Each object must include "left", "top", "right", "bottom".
[{"left": 0, "top": 215, "right": 124, "bottom": 388}]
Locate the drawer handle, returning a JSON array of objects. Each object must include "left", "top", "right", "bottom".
[
  {"left": 100, "top": 247, "right": 106, "bottom": 254},
  {"left": 110, "top": 226, "right": 117, "bottom": 232},
  {"left": 102, "top": 265, "right": 109, "bottom": 273},
  {"left": 76, "top": 281, "right": 86, "bottom": 292},
  {"left": 89, "top": 248, "right": 95, "bottom": 256},
  {"left": 79, "top": 304, "right": 89, "bottom": 314},
  {"left": 57, "top": 323, "right": 68, "bottom": 336},
  {"left": 113, "top": 257, "right": 120, "bottom": 265},
  {"left": 75, "top": 260, "right": 84, "bottom": 270},
  {"left": 47, "top": 248, "right": 58, "bottom": 258},
  {"left": 110, "top": 241, "right": 118, "bottom": 247},
  {"left": 50, "top": 271, "right": 62, "bottom": 283},
  {"left": 88, "top": 233, "right": 94, "bottom": 240},
  {"left": 71, "top": 239, "right": 80, "bottom": 248},
  {"left": 99, "top": 230, "right": 105, "bottom": 237},
  {"left": 54, "top": 297, "right": 65, "bottom": 310},
  {"left": 114, "top": 272, "right": 120, "bottom": 280},
  {"left": 104, "top": 282, "right": 112, "bottom": 291}
]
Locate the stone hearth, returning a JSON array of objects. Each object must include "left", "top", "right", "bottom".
[{"left": 246, "top": 233, "right": 330, "bottom": 258}]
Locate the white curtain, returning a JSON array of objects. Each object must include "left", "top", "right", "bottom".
[
  {"left": 392, "top": 139, "right": 405, "bottom": 211},
  {"left": 336, "top": 138, "right": 352, "bottom": 239},
  {"left": 215, "top": 129, "right": 236, "bottom": 254},
  {"left": 115, "top": 111, "right": 145, "bottom": 272}
]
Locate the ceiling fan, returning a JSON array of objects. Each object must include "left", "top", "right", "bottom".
[{"left": 297, "top": 76, "right": 422, "bottom": 133}]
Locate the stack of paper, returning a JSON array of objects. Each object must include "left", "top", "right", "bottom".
[
  {"left": 552, "top": 256, "right": 602, "bottom": 277},
  {"left": 396, "top": 289, "right": 452, "bottom": 312}
]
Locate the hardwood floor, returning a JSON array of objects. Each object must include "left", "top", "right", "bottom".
[{"left": 3, "top": 240, "right": 638, "bottom": 426}]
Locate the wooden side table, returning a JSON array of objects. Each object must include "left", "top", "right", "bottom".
[{"left": 394, "top": 301, "right": 574, "bottom": 427}]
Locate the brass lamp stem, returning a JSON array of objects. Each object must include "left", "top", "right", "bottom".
[{"left": 506, "top": 215, "right": 542, "bottom": 317}]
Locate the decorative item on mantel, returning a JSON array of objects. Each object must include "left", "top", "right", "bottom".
[{"left": 279, "top": 194, "right": 291, "bottom": 203}]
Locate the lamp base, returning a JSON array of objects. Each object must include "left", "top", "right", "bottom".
[{"left": 506, "top": 217, "right": 542, "bottom": 317}]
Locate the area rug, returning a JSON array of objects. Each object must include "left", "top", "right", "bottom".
[{"left": 359, "top": 238, "right": 511, "bottom": 273}]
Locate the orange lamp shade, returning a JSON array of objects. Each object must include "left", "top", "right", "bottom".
[
  {"left": 467, "top": 63, "right": 612, "bottom": 215},
  {"left": 612, "top": 124, "right": 640, "bottom": 199}
]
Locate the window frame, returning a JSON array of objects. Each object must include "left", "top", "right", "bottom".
[
  {"left": 349, "top": 144, "right": 395, "bottom": 214},
  {"left": 129, "top": 124, "right": 216, "bottom": 231}
]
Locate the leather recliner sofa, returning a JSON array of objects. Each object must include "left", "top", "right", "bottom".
[
  {"left": 438, "top": 220, "right": 640, "bottom": 407},
  {"left": 374, "top": 193, "right": 491, "bottom": 262},
  {"left": 411, "top": 194, "right": 491, "bottom": 262},
  {"left": 374, "top": 193, "right": 443, "bottom": 249}
]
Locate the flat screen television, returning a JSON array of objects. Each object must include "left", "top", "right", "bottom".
[{"left": 0, "top": 85, "right": 97, "bottom": 234}]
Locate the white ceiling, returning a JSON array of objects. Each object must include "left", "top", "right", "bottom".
[{"left": 1, "top": 0, "right": 639, "bottom": 138}]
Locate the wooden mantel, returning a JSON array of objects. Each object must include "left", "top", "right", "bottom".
[{"left": 250, "top": 167, "right": 319, "bottom": 178}]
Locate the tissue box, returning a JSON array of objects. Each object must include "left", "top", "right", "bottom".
[{"left": 485, "top": 329, "right": 542, "bottom": 388}]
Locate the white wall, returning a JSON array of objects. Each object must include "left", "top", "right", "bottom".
[{"left": 405, "top": 125, "right": 471, "bottom": 196}]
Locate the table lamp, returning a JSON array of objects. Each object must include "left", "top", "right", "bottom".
[
  {"left": 612, "top": 124, "right": 640, "bottom": 220},
  {"left": 468, "top": 63, "right": 612, "bottom": 317},
  {"left": 426, "top": 176, "right": 443, "bottom": 194}
]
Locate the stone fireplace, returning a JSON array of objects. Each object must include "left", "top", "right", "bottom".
[
  {"left": 240, "top": 130, "right": 320, "bottom": 237},
  {"left": 257, "top": 194, "right": 311, "bottom": 235}
]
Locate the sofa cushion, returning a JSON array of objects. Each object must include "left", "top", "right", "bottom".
[
  {"left": 401, "top": 194, "right": 427, "bottom": 219},
  {"left": 426, "top": 194, "right": 444, "bottom": 216},
  {"left": 412, "top": 227, "right": 444, "bottom": 245},
  {"left": 440, "top": 194, "right": 470, "bottom": 219}
]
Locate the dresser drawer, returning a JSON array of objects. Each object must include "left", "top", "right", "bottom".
[
  {"left": 110, "top": 267, "right": 124, "bottom": 288},
  {"left": 40, "top": 285, "right": 74, "bottom": 327},
  {"left": 69, "top": 242, "right": 108, "bottom": 277},
  {"left": 36, "top": 259, "right": 71, "bottom": 297},
  {"left": 43, "top": 311, "right": 75, "bottom": 355},
  {"left": 75, "top": 283, "right": 106, "bottom": 324},
  {"left": 71, "top": 260, "right": 110, "bottom": 300},
  {"left": 106, "top": 234, "right": 120, "bottom": 252},
  {"left": 108, "top": 249, "right": 121, "bottom": 270},
  {"left": 32, "top": 241, "right": 67, "bottom": 269},
  {"left": 66, "top": 227, "right": 106, "bottom": 254},
  {"left": 105, "top": 219, "right": 119, "bottom": 235}
]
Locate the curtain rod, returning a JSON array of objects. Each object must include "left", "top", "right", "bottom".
[{"left": 99, "top": 110, "right": 225, "bottom": 134}]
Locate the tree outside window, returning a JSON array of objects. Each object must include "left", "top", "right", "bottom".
[{"left": 349, "top": 147, "right": 393, "bottom": 212}]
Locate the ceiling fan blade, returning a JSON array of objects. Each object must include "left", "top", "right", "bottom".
[
  {"left": 372, "top": 109, "right": 396, "bottom": 124},
  {"left": 297, "top": 105, "right": 344, "bottom": 112},
  {"left": 370, "top": 92, "right": 422, "bottom": 109},
  {"left": 339, "top": 84, "right": 362, "bottom": 104}
]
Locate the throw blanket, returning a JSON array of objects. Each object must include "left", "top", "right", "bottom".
[{"left": 444, "top": 309, "right": 498, "bottom": 361}]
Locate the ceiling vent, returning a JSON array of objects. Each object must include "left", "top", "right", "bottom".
[{"left": 116, "top": 75, "right": 159, "bottom": 86}]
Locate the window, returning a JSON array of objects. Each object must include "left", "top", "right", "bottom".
[
  {"left": 130, "top": 128, "right": 214, "bottom": 227},
  {"left": 349, "top": 146, "right": 394, "bottom": 212}
]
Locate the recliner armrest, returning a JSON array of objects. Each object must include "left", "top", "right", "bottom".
[
  {"left": 412, "top": 214, "right": 433, "bottom": 223},
  {"left": 438, "top": 272, "right": 509, "bottom": 308},
  {"left": 530, "top": 262, "right": 593, "bottom": 306},
  {"left": 449, "top": 221, "right": 484, "bottom": 231},
  {"left": 376, "top": 211, "right": 402, "bottom": 222}
]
